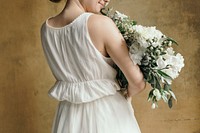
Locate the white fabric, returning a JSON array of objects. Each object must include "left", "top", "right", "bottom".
[{"left": 41, "top": 12, "right": 141, "bottom": 133}]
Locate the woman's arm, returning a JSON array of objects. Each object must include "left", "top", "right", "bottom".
[{"left": 88, "top": 14, "right": 146, "bottom": 97}]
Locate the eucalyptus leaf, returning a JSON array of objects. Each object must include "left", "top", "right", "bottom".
[
  {"left": 160, "top": 52, "right": 166, "bottom": 55},
  {"left": 162, "top": 95, "right": 168, "bottom": 103},
  {"left": 164, "top": 84, "right": 171, "bottom": 91},
  {"left": 157, "top": 70, "right": 173, "bottom": 80},
  {"left": 169, "top": 90, "right": 177, "bottom": 101},
  {"left": 153, "top": 73, "right": 161, "bottom": 89},
  {"left": 168, "top": 96, "right": 173, "bottom": 108},
  {"left": 148, "top": 89, "right": 154, "bottom": 101},
  {"left": 167, "top": 37, "right": 178, "bottom": 45},
  {"left": 131, "top": 20, "right": 137, "bottom": 25}
]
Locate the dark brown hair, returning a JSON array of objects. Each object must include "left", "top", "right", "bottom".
[{"left": 49, "top": 0, "right": 62, "bottom": 3}]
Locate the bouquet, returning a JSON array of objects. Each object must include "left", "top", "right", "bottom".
[{"left": 101, "top": 9, "right": 184, "bottom": 109}]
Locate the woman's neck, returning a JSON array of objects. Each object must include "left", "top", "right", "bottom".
[{"left": 61, "top": 0, "right": 86, "bottom": 16}]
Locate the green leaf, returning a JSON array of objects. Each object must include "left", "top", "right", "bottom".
[
  {"left": 164, "top": 84, "right": 171, "bottom": 91},
  {"left": 157, "top": 70, "right": 173, "bottom": 80},
  {"left": 167, "top": 37, "right": 178, "bottom": 45},
  {"left": 100, "top": 7, "right": 112, "bottom": 16},
  {"left": 156, "top": 79, "right": 162, "bottom": 90},
  {"left": 147, "top": 73, "right": 154, "bottom": 84},
  {"left": 168, "top": 96, "right": 173, "bottom": 108},
  {"left": 148, "top": 89, "right": 154, "bottom": 101},
  {"left": 131, "top": 20, "right": 137, "bottom": 25},
  {"left": 162, "top": 95, "right": 169, "bottom": 103},
  {"left": 169, "top": 90, "right": 177, "bottom": 101},
  {"left": 150, "top": 75, "right": 157, "bottom": 88},
  {"left": 148, "top": 89, "right": 154, "bottom": 97},
  {"left": 160, "top": 52, "right": 166, "bottom": 55}
]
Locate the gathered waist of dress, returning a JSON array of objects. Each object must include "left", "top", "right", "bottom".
[
  {"left": 56, "top": 78, "right": 118, "bottom": 84},
  {"left": 48, "top": 78, "right": 121, "bottom": 104}
]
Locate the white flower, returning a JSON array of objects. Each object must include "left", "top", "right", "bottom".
[
  {"left": 152, "top": 42, "right": 160, "bottom": 47},
  {"left": 162, "top": 54, "right": 171, "bottom": 61},
  {"left": 114, "top": 11, "right": 128, "bottom": 19},
  {"left": 128, "top": 28, "right": 134, "bottom": 33},
  {"left": 166, "top": 47, "right": 174, "bottom": 55},
  {"left": 173, "top": 53, "right": 185, "bottom": 72},
  {"left": 161, "top": 76, "right": 172, "bottom": 84},
  {"left": 162, "top": 68, "right": 178, "bottom": 79},
  {"left": 158, "top": 48, "right": 184, "bottom": 84},
  {"left": 132, "top": 25, "right": 164, "bottom": 48},
  {"left": 153, "top": 89, "right": 162, "bottom": 101},
  {"left": 129, "top": 44, "right": 146, "bottom": 65},
  {"left": 151, "top": 103, "right": 157, "bottom": 109},
  {"left": 161, "top": 52, "right": 184, "bottom": 80},
  {"left": 129, "top": 53, "right": 142, "bottom": 65},
  {"left": 156, "top": 57, "right": 167, "bottom": 69}
]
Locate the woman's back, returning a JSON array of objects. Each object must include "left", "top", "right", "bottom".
[
  {"left": 41, "top": 13, "right": 116, "bottom": 81},
  {"left": 41, "top": 12, "right": 121, "bottom": 103}
]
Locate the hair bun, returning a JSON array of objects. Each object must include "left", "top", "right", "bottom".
[{"left": 49, "top": 0, "right": 62, "bottom": 3}]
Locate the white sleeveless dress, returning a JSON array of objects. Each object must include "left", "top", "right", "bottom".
[{"left": 40, "top": 12, "right": 141, "bottom": 133}]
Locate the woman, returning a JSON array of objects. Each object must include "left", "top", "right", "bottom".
[{"left": 40, "top": 0, "right": 146, "bottom": 132}]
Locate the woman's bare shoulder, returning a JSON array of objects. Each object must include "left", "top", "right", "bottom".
[
  {"left": 89, "top": 14, "right": 112, "bottom": 22},
  {"left": 88, "top": 14, "right": 117, "bottom": 31},
  {"left": 88, "top": 14, "right": 121, "bottom": 42}
]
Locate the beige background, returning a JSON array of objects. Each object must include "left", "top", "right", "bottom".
[{"left": 0, "top": 0, "right": 199, "bottom": 133}]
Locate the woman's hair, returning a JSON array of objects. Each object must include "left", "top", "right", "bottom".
[{"left": 49, "top": 0, "right": 62, "bottom": 3}]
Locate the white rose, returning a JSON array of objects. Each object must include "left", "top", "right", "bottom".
[
  {"left": 162, "top": 68, "right": 179, "bottom": 79},
  {"left": 132, "top": 25, "right": 163, "bottom": 48},
  {"left": 129, "top": 44, "right": 146, "bottom": 65},
  {"left": 166, "top": 47, "right": 174, "bottom": 55},
  {"left": 138, "top": 37, "right": 149, "bottom": 48},
  {"left": 152, "top": 28, "right": 163, "bottom": 40},
  {"left": 173, "top": 53, "right": 184, "bottom": 72},
  {"left": 129, "top": 43, "right": 139, "bottom": 54},
  {"left": 129, "top": 53, "right": 142, "bottom": 65},
  {"left": 162, "top": 53, "right": 172, "bottom": 61},
  {"left": 161, "top": 52, "right": 184, "bottom": 80},
  {"left": 156, "top": 57, "right": 167, "bottom": 69}
]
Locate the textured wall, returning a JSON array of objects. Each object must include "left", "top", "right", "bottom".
[{"left": 0, "top": 0, "right": 199, "bottom": 133}]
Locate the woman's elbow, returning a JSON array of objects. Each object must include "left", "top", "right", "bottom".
[
  {"left": 128, "top": 79, "right": 146, "bottom": 96},
  {"left": 138, "top": 80, "right": 146, "bottom": 92},
  {"left": 134, "top": 79, "right": 146, "bottom": 93}
]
